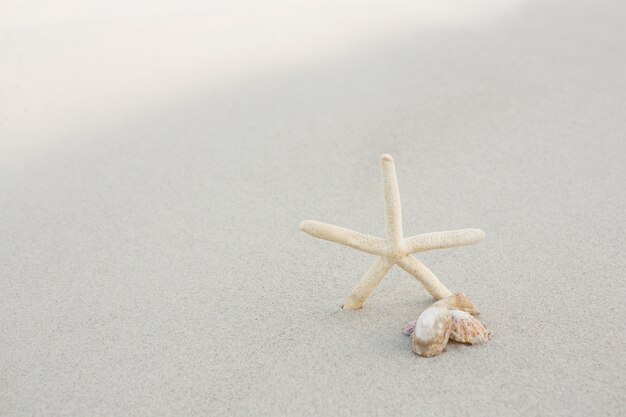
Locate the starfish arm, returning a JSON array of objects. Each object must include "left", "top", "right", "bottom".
[
  {"left": 404, "top": 228, "right": 485, "bottom": 253},
  {"left": 381, "top": 154, "right": 403, "bottom": 246},
  {"left": 343, "top": 257, "right": 394, "bottom": 310},
  {"left": 299, "top": 220, "right": 387, "bottom": 255},
  {"left": 396, "top": 255, "right": 452, "bottom": 300}
]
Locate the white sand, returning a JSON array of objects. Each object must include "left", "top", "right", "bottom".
[{"left": 1, "top": 0, "right": 625, "bottom": 415}]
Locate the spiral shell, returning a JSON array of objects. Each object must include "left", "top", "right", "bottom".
[
  {"left": 411, "top": 306, "right": 452, "bottom": 357},
  {"left": 449, "top": 310, "right": 491, "bottom": 344}
]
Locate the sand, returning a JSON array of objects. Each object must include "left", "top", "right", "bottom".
[{"left": 1, "top": 0, "right": 625, "bottom": 415}]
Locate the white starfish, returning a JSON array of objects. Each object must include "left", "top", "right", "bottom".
[{"left": 300, "top": 154, "right": 485, "bottom": 310}]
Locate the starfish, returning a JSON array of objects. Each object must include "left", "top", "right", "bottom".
[{"left": 299, "top": 154, "right": 485, "bottom": 310}]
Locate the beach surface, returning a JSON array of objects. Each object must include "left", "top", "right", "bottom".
[{"left": 1, "top": 0, "right": 625, "bottom": 415}]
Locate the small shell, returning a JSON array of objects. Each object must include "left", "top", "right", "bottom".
[
  {"left": 403, "top": 320, "right": 416, "bottom": 336},
  {"left": 411, "top": 306, "right": 452, "bottom": 357},
  {"left": 449, "top": 310, "right": 492, "bottom": 344},
  {"left": 435, "top": 293, "right": 480, "bottom": 315}
]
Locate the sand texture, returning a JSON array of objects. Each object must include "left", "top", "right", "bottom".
[{"left": 1, "top": 0, "right": 625, "bottom": 415}]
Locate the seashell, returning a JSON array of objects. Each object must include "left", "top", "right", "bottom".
[
  {"left": 434, "top": 292, "right": 479, "bottom": 315},
  {"left": 449, "top": 310, "right": 492, "bottom": 344},
  {"left": 403, "top": 320, "right": 416, "bottom": 336},
  {"left": 411, "top": 306, "right": 452, "bottom": 357}
]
